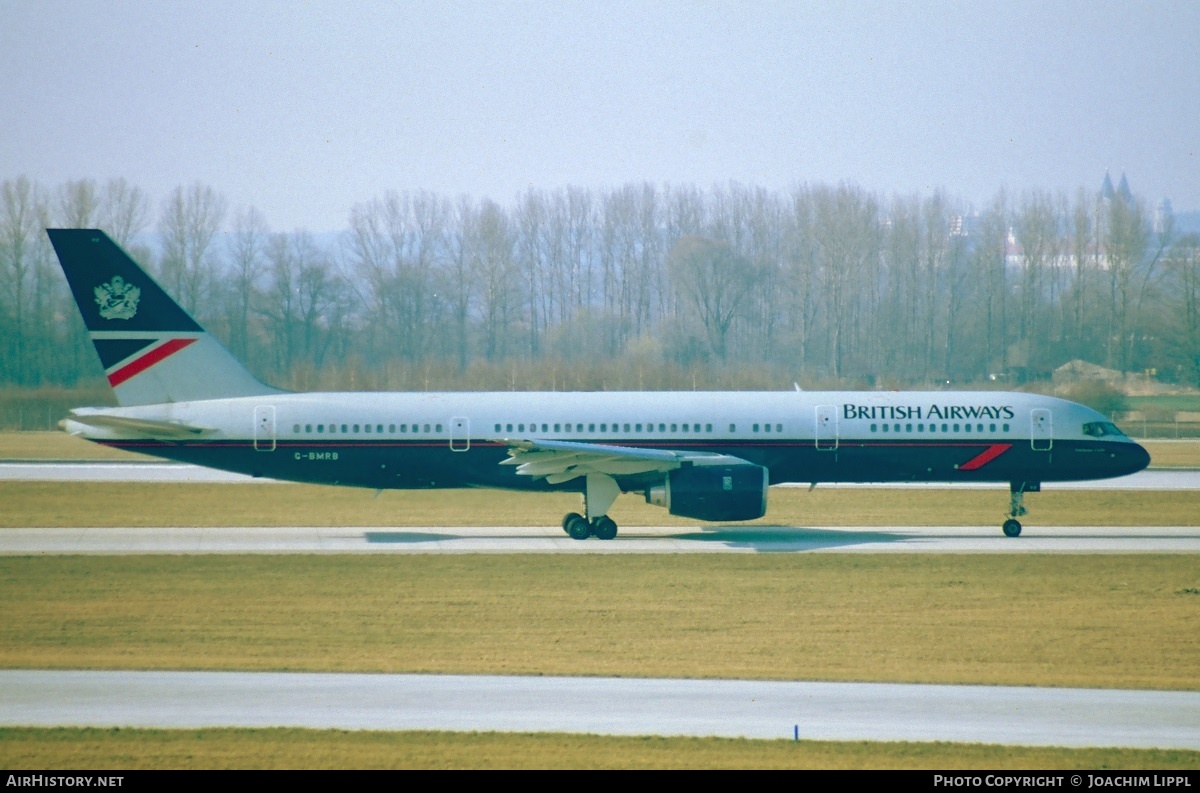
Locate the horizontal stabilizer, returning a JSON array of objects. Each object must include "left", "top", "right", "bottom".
[{"left": 59, "top": 412, "right": 214, "bottom": 439}]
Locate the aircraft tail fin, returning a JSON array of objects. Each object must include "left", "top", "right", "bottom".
[{"left": 47, "top": 228, "right": 279, "bottom": 406}]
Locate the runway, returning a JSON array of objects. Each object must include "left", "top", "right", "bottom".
[
  {"left": 2, "top": 461, "right": 1198, "bottom": 489},
  {"left": 3, "top": 524, "right": 1199, "bottom": 554},
  {"left": 3, "top": 670, "right": 1198, "bottom": 748}
]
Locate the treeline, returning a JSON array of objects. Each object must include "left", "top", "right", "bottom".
[{"left": 2, "top": 175, "right": 1199, "bottom": 395}]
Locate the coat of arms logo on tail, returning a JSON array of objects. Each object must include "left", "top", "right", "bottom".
[{"left": 94, "top": 276, "right": 140, "bottom": 320}]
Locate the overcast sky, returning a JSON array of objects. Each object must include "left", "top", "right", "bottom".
[{"left": 3, "top": 0, "right": 1198, "bottom": 231}]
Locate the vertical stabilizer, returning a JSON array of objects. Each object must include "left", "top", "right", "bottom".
[{"left": 47, "top": 229, "right": 279, "bottom": 406}]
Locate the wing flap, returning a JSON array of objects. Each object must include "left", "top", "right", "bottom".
[{"left": 497, "top": 437, "right": 752, "bottom": 484}]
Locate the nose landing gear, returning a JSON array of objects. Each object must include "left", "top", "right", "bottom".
[{"left": 1003, "top": 482, "right": 1039, "bottom": 537}]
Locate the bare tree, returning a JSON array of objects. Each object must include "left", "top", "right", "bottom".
[
  {"left": 226, "top": 207, "right": 270, "bottom": 363},
  {"left": 57, "top": 179, "right": 100, "bottom": 227},
  {"left": 667, "top": 235, "right": 762, "bottom": 360},
  {"left": 158, "top": 183, "right": 227, "bottom": 314},
  {"left": 99, "top": 178, "right": 150, "bottom": 248},
  {"left": 0, "top": 177, "right": 48, "bottom": 385}
]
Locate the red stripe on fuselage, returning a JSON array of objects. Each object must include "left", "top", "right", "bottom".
[
  {"left": 107, "top": 338, "right": 197, "bottom": 387},
  {"left": 958, "top": 443, "right": 1012, "bottom": 471}
]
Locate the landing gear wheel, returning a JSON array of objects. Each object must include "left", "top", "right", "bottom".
[
  {"left": 591, "top": 516, "right": 618, "bottom": 540},
  {"left": 565, "top": 514, "right": 591, "bottom": 540},
  {"left": 562, "top": 512, "right": 584, "bottom": 535},
  {"left": 1002, "top": 519, "right": 1022, "bottom": 538}
]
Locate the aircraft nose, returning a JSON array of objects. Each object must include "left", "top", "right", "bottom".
[{"left": 1120, "top": 442, "right": 1152, "bottom": 476}]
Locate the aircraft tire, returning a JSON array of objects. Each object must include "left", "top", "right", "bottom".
[
  {"left": 1002, "top": 519, "right": 1022, "bottom": 538},
  {"left": 565, "top": 514, "right": 591, "bottom": 540},
  {"left": 592, "top": 516, "right": 618, "bottom": 540},
  {"left": 562, "top": 512, "right": 584, "bottom": 534}
]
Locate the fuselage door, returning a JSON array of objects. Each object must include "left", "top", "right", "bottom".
[
  {"left": 253, "top": 405, "right": 276, "bottom": 452},
  {"left": 1031, "top": 408, "right": 1052, "bottom": 451},
  {"left": 815, "top": 404, "right": 838, "bottom": 451},
  {"left": 450, "top": 416, "right": 470, "bottom": 452}
]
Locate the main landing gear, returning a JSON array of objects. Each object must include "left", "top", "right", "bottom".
[
  {"left": 561, "top": 473, "right": 621, "bottom": 541},
  {"left": 1003, "top": 482, "right": 1040, "bottom": 537}
]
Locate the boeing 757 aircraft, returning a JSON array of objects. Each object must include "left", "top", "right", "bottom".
[{"left": 47, "top": 229, "right": 1150, "bottom": 538}]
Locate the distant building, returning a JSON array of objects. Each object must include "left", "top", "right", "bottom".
[{"left": 1053, "top": 359, "right": 1124, "bottom": 386}]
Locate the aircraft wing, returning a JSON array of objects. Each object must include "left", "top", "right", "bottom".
[{"left": 498, "top": 438, "right": 751, "bottom": 485}]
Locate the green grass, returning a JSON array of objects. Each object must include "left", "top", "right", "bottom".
[
  {"left": 2, "top": 727, "right": 1197, "bottom": 770},
  {"left": 1128, "top": 395, "right": 1200, "bottom": 413},
  {"left": 4, "top": 480, "right": 1200, "bottom": 528},
  {"left": 2, "top": 555, "right": 1196, "bottom": 690}
]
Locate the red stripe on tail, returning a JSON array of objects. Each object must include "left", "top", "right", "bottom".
[{"left": 107, "top": 338, "right": 197, "bottom": 387}]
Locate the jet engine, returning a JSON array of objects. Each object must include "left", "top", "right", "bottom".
[{"left": 645, "top": 463, "right": 768, "bottom": 522}]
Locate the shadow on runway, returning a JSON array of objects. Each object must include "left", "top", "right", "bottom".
[
  {"left": 364, "top": 531, "right": 461, "bottom": 544},
  {"left": 670, "top": 525, "right": 908, "bottom": 551}
]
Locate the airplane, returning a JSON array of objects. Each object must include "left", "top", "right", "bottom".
[{"left": 47, "top": 228, "right": 1151, "bottom": 539}]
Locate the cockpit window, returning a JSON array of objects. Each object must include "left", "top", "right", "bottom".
[{"left": 1082, "top": 421, "right": 1126, "bottom": 438}]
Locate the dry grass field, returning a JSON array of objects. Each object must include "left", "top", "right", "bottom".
[
  {"left": 3, "top": 480, "right": 1200, "bottom": 528},
  {"left": 3, "top": 433, "right": 1197, "bottom": 769},
  {"left": 2, "top": 727, "right": 1197, "bottom": 770},
  {"left": 2, "top": 554, "right": 1197, "bottom": 690}
]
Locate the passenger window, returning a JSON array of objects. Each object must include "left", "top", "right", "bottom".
[
  {"left": 1003, "top": 423, "right": 1009, "bottom": 432},
  {"left": 671, "top": 424, "right": 677, "bottom": 432},
  {"left": 377, "top": 425, "right": 383, "bottom": 433},
  {"left": 989, "top": 423, "right": 996, "bottom": 432},
  {"left": 625, "top": 424, "right": 631, "bottom": 432},
  {"left": 753, "top": 424, "right": 759, "bottom": 432},
  {"left": 871, "top": 424, "right": 877, "bottom": 432},
  {"left": 506, "top": 424, "right": 513, "bottom": 432},
  {"left": 341, "top": 425, "right": 348, "bottom": 433},
  {"left": 495, "top": 424, "right": 501, "bottom": 432},
  {"left": 636, "top": 424, "right": 642, "bottom": 432},
  {"left": 764, "top": 424, "right": 771, "bottom": 433},
  {"left": 365, "top": 424, "right": 372, "bottom": 434},
  {"left": 589, "top": 424, "right": 595, "bottom": 432},
  {"left": 729, "top": 424, "right": 736, "bottom": 432},
  {"left": 305, "top": 424, "right": 312, "bottom": 433},
  {"left": 554, "top": 424, "right": 561, "bottom": 432},
  {"left": 330, "top": 424, "right": 337, "bottom": 434},
  {"left": 659, "top": 424, "right": 667, "bottom": 432},
  {"left": 601, "top": 424, "right": 607, "bottom": 432},
  {"left": 882, "top": 424, "right": 888, "bottom": 432},
  {"left": 436, "top": 424, "right": 442, "bottom": 432},
  {"left": 965, "top": 424, "right": 972, "bottom": 433},
  {"left": 388, "top": 424, "right": 395, "bottom": 433},
  {"left": 917, "top": 424, "right": 924, "bottom": 432},
  {"left": 906, "top": 424, "right": 912, "bottom": 432},
  {"left": 318, "top": 424, "right": 325, "bottom": 433},
  {"left": 293, "top": 424, "right": 301, "bottom": 433},
  {"left": 519, "top": 424, "right": 525, "bottom": 432},
  {"left": 682, "top": 424, "right": 689, "bottom": 433},
  {"left": 353, "top": 424, "right": 360, "bottom": 433},
  {"left": 953, "top": 424, "right": 960, "bottom": 432},
  {"left": 706, "top": 424, "right": 712, "bottom": 432}
]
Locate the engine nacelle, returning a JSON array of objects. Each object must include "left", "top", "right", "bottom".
[{"left": 645, "top": 463, "right": 768, "bottom": 522}]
